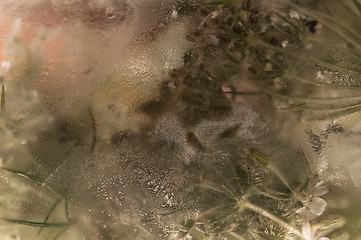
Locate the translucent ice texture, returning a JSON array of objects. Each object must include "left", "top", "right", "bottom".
[{"left": 1, "top": 0, "right": 361, "bottom": 239}]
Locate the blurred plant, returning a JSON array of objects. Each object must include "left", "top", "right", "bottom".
[
  {"left": 1, "top": 0, "right": 361, "bottom": 239},
  {"left": 168, "top": 148, "right": 347, "bottom": 240},
  {"left": 173, "top": 0, "right": 361, "bottom": 121}
]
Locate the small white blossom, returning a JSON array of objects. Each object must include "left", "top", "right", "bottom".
[
  {"left": 210, "top": 11, "right": 219, "bottom": 20},
  {"left": 171, "top": 9, "right": 178, "bottom": 19},
  {"left": 282, "top": 40, "right": 288, "bottom": 48},
  {"left": 0, "top": 60, "right": 12, "bottom": 77},
  {"left": 297, "top": 181, "right": 329, "bottom": 240},
  {"left": 289, "top": 9, "right": 300, "bottom": 20}
]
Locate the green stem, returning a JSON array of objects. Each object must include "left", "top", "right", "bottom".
[
  {"left": 37, "top": 199, "right": 62, "bottom": 236},
  {"left": 254, "top": 187, "right": 293, "bottom": 201},
  {"left": 242, "top": 202, "right": 304, "bottom": 238},
  {"left": 51, "top": 229, "right": 67, "bottom": 240},
  {"left": 255, "top": 83, "right": 361, "bottom": 104},
  {"left": 1, "top": 84, "right": 5, "bottom": 115},
  {"left": 299, "top": 102, "right": 361, "bottom": 111},
  {"left": 195, "top": 183, "right": 233, "bottom": 197},
  {"left": 251, "top": 38, "right": 361, "bottom": 74},
  {"left": 268, "top": 164, "right": 298, "bottom": 198},
  {"left": 283, "top": 71, "right": 361, "bottom": 89},
  {"left": 294, "top": 5, "right": 361, "bottom": 51},
  {"left": 88, "top": 106, "right": 97, "bottom": 153},
  {"left": 200, "top": 0, "right": 234, "bottom": 6},
  {"left": 353, "top": 0, "right": 361, "bottom": 14},
  {"left": 269, "top": 0, "right": 361, "bottom": 52},
  {"left": 64, "top": 196, "right": 71, "bottom": 222},
  {"left": 307, "top": 36, "right": 361, "bottom": 63},
  {"left": 4, "top": 219, "right": 68, "bottom": 228},
  {"left": 224, "top": 231, "right": 246, "bottom": 240},
  {"left": 195, "top": 204, "right": 237, "bottom": 220}
]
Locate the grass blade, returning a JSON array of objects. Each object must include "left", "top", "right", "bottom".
[
  {"left": 64, "top": 195, "right": 71, "bottom": 222},
  {"left": 354, "top": 0, "right": 361, "bottom": 14},
  {"left": 0, "top": 167, "right": 62, "bottom": 196},
  {"left": 201, "top": 0, "right": 234, "bottom": 6},
  {"left": 4, "top": 219, "right": 68, "bottom": 228},
  {"left": 1, "top": 84, "right": 5, "bottom": 115},
  {"left": 249, "top": 150, "right": 268, "bottom": 166},
  {"left": 251, "top": 38, "right": 361, "bottom": 74},
  {"left": 37, "top": 199, "right": 62, "bottom": 236},
  {"left": 220, "top": 46, "right": 240, "bottom": 64},
  {"left": 88, "top": 106, "right": 97, "bottom": 153},
  {"left": 51, "top": 229, "right": 67, "bottom": 240},
  {"left": 0, "top": 168, "right": 44, "bottom": 183},
  {"left": 277, "top": 1, "right": 361, "bottom": 52}
]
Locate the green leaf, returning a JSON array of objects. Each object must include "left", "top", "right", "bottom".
[{"left": 249, "top": 150, "right": 269, "bottom": 166}]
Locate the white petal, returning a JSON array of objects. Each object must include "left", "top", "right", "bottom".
[
  {"left": 312, "top": 181, "right": 329, "bottom": 197},
  {"left": 308, "top": 196, "right": 327, "bottom": 216},
  {"left": 296, "top": 206, "right": 307, "bottom": 215},
  {"left": 302, "top": 222, "right": 313, "bottom": 240},
  {"left": 0, "top": 61, "right": 12, "bottom": 76},
  {"left": 289, "top": 9, "right": 300, "bottom": 20}
]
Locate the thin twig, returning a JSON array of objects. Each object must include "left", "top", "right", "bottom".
[
  {"left": 1, "top": 84, "right": 5, "bottom": 115},
  {"left": 88, "top": 106, "right": 97, "bottom": 153},
  {"left": 37, "top": 199, "right": 62, "bottom": 236},
  {"left": 4, "top": 219, "right": 68, "bottom": 228}
]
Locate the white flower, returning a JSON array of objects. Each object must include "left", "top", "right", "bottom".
[
  {"left": 289, "top": 9, "right": 300, "bottom": 20},
  {"left": 297, "top": 181, "right": 329, "bottom": 240},
  {"left": 0, "top": 60, "right": 12, "bottom": 77}
]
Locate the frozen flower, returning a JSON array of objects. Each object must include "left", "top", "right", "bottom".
[
  {"left": 0, "top": 60, "right": 12, "bottom": 78},
  {"left": 301, "top": 222, "right": 330, "bottom": 240},
  {"left": 289, "top": 9, "right": 300, "bottom": 20},
  {"left": 297, "top": 181, "right": 329, "bottom": 240},
  {"left": 210, "top": 11, "right": 219, "bottom": 20},
  {"left": 171, "top": 9, "right": 178, "bottom": 19},
  {"left": 282, "top": 40, "right": 288, "bottom": 48},
  {"left": 289, "top": 9, "right": 307, "bottom": 20}
]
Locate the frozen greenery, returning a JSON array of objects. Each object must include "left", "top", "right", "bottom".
[{"left": 1, "top": 0, "right": 361, "bottom": 239}]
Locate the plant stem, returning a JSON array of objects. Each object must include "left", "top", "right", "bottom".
[
  {"left": 37, "top": 199, "right": 62, "bottom": 236},
  {"left": 242, "top": 201, "right": 304, "bottom": 238},
  {"left": 88, "top": 106, "right": 97, "bottom": 153},
  {"left": 254, "top": 83, "right": 361, "bottom": 104},
  {"left": 64, "top": 195, "right": 71, "bottom": 223},
  {"left": 4, "top": 219, "right": 68, "bottom": 228},
  {"left": 1, "top": 84, "right": 5, "bottom": 115},
  {"left": 251, "top": 38, "right": 361, "bottom": 75},
  {"left": 289, "top": 4, "right": 361, "bottom": 52},
  {"left": 224, "top": 230, "right": 246, "bottom": 240},
  {"left": 307, "top": 37, "right": 361, "bottom": 63},
  {"left": 268, "top": 163, "right": 298, "bottom": 198}
]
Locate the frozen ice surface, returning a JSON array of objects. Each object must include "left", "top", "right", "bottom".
[{"left": 2, "top": 0, "right": 361, "bottom": 239}]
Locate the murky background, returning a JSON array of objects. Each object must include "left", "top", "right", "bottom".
[{"left": 1, "top": 0, "right": 361, "bottom": 239}]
